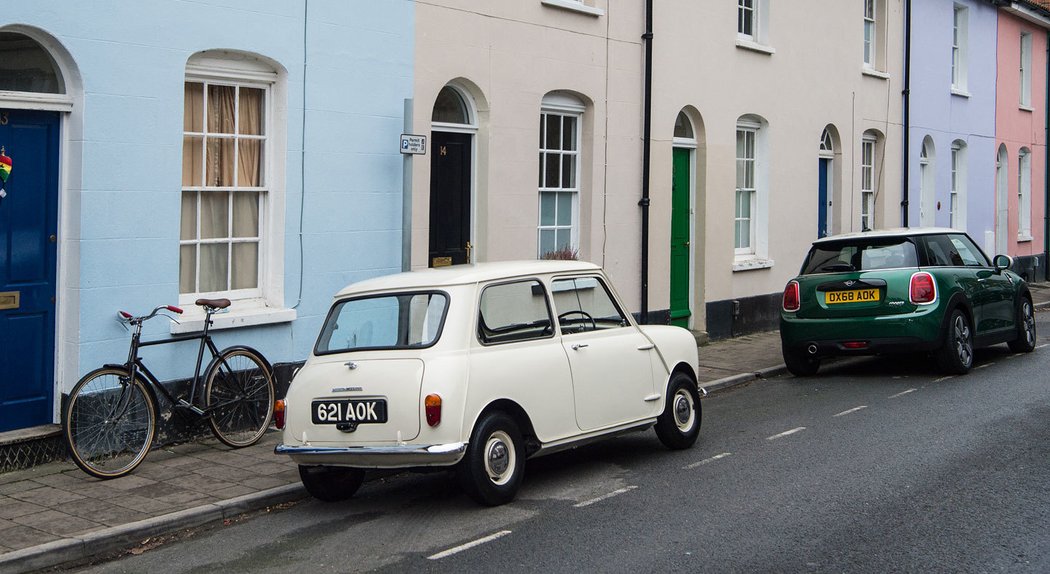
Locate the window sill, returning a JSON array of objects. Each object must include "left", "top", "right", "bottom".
[
  {"left": 170, "top": 302, "right": 297, "bottom": 334},
  {"left": 1018, "top": 235, "right": 1033, "bottom": 243},
  {"left": 951, "top": 87, "right": 971, "bottom": 98},
  {"left": 861, "top": 67, "right": 890, "bottom": 80},
  {"left": 736, "top": 39, "right": 775, "bottom": 55},
  {"left": 541, "top": 0, "right": 604, "bottom": 17},
  {"left": 732, "top": 258, "right": 775, "bottom": 272},
  {"left": 1019, "top": 104, "right": 1034, "bottom": 112}
]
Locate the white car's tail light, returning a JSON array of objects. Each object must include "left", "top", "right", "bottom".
[
  {"left": 425, "top": 394, "right": 442, "bottom": 427},
  {"left": 783, "top": 281, "right": 800, "bottom": 312},
  {"left": 274, "top": 399, "right": 286, "bottom": 429},
  {"left": 910, "top": 272, "right": 937, "bottom": 304}
]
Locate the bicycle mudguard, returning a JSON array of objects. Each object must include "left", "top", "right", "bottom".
[{"left": 208, "top": 345, "right": 274, "bottom": 375}]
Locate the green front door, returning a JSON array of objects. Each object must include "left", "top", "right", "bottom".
[{"left": 670, "top": 147, "right": 691, "bottom": 328}]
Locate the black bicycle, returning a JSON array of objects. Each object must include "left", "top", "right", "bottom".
[{"left": 63, "top": 299, "right": 276, "bottom": 479}]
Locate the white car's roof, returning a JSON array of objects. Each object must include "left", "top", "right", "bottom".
[
  {"left": 812, "top": 227, "right": 961, "bottom": 244},
  {"left": 335, "top": 260, "right": 603, "bottom": 296}
]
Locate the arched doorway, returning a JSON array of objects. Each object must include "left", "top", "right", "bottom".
[
  {"left": 0, "top": 31, "right": 68, "bottom": 431},
  {"left": 996, "top": 144, "right": 1009, "bottom": 255},
  {"left": 429, "top": 85, "right": 476, "bottom": 267},
  {"left": 919, "top": 137, "right": 936, "bottom": 227},
  {"left": 670, "top": 111, "right": 696, "bottom": 329}
]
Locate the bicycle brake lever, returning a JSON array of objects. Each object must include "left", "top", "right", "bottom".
[
  {"left": 115, "top": 317, "right": 130, "bottom": 332},
  {"left": 157, "top": 312, "right": 181, "bottom": 325}
]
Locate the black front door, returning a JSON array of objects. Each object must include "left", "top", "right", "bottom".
[{"left": 429, "top": 131, "right": 471, "bottom": 267}]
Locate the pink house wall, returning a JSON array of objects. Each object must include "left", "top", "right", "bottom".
[{"left": 996, "top": 12, "right": 1047, "bottom": 263}]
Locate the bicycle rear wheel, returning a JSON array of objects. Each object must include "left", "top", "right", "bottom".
[
  {"left": 64, "top": 368, "right": 156, "bottom": 479},
  {"left": 205, "top": 347, "right": 275, "bottom": 448}
]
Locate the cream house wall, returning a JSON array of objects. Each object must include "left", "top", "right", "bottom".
[
  {"left": 411, "top": 0, "right": 649, "bottom": 303},
  {"left": 651, "top": 1, "right": 904, "bottom": 334}
]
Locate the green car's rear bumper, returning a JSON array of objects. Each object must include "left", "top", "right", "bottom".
[{"left": 780, "top": 303, "right": 946, "bottom": 357}]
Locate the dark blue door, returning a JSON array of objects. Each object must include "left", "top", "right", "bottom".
[
  {"left": 0, "top": 109, "right": 59, "bottom": 432},
  {"left": 818, "top": 158, "right": 829, "bottom": 238}
]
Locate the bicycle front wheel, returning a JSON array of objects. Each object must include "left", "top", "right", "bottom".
[
  {"left": 205, "top": 347, "right": 275, "bottom": 448},
  {"left": 64, "top": 368, "right": 156, "bottom": 479}
]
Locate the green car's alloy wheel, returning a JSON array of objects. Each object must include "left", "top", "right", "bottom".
[
  {"left": 937, "top": 308, "right": 974, "bottom": 375},
  {"left": 1008, "top": 297, "right": 1037, "bottom": 353}
]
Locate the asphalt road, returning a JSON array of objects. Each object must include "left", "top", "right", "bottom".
[{"left": 64, "top": 316, "right": 1050, "bottom": 573}]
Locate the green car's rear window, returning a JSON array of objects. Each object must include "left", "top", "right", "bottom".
[{"left": 802, "top": 237, "right": 918, "bottom": 275}]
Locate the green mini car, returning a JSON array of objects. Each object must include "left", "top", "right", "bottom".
[{"left": 779, "top": 228, "right": 1037, "bottom": 376}]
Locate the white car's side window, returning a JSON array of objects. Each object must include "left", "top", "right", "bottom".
[
  {"left": 551, "top": 276, "right": 629, "bottom": 334},
  {"left": 477, "top": 280, "right": 554, "bottom": 344}
]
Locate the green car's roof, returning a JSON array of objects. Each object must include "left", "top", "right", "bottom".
[{"left": 812, "top": 227, "right": 960, "bottom": 245}]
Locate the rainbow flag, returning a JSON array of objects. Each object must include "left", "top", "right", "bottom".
[{"left": 0, "top": 152, "right": 10, "bottom": 183}]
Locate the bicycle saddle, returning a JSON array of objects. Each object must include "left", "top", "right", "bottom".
[{"left": 195, "top": 298, "right": 231, "bottom": 310}]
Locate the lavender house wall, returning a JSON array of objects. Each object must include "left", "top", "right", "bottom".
[{"left": 908, "top": 0, "right": 998, "bottom": 246}]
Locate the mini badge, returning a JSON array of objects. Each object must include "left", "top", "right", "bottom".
[{"left": 0, "top": 146, "right": 11, "bottom": 202}]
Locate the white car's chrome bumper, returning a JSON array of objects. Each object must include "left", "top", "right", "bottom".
[{"left": 274, "top": 442, "right": 467, "bottom": 468}]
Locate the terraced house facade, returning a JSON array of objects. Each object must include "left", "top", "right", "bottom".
[{"left": 1, "top": 0, "right": 1050, "bottom": 444}]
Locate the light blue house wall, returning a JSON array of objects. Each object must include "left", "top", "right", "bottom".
[
  {"left": 1, "top": 1, "right": 413, "bottom": 393},
  {"left": 908, "top": 0, "right": 997, "bottom": 242}
]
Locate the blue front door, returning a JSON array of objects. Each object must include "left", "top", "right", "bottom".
[
  {"left": 818, "top": 158, "right": 829, "bottom": 238},
  {"left": 0, "top": 109, "right": 60, "bottom": 432}
]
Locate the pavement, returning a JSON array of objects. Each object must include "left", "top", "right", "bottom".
[{"left": 3, "top": 282, "right": 1050, "bottom": 573}]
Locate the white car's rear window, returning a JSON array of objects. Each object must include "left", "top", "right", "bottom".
[{"left": 315, "top": 292, "right": 448, "bottom": 354}]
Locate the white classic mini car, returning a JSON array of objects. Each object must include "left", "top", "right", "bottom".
[{"left": 275, "top": 261, "right": 702, "bottom": 506}]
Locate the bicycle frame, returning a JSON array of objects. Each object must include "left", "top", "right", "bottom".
[{"left": 110, "top": 310, "right": 228, "bottom": 418}]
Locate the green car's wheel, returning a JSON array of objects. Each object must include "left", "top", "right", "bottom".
[
  {"left": 937, "top": 308, "right": 973, "bottom": 375},
  {"left": 783, "top": 347, "right": 820, "bottom": 377},
  {"left": 1007, "top": 297, "right": 1037, "bottom": 353}
]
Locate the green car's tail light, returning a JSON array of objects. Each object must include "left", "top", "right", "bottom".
[
  {"left": 783, "top": 281, "right": 800, "bottom": 312},
  {"left": 910, "top": 272, "right": 936, "bottom": 304}
]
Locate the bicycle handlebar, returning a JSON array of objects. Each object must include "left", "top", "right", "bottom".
[{"left": 117, "top": 304, "right": 184, "bottom": 325}]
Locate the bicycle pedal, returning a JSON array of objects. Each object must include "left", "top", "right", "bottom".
[{"left": 175, "top": 399, "right": 206, "bottom": 416}]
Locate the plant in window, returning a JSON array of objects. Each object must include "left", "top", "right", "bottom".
[{"left": 540, "top": 246, "right": 579, "bottom": 261}]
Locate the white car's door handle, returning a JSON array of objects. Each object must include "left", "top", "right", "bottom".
[
  {"left": 571, "top": 343, "right": 589, "bottom": 350},
  {"left": 637, "top": 344, "right": 655, "bottom": 350}
]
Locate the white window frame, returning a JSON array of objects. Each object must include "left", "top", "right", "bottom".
[
  {"left": 952, "top": 5, "right": 969, "bottom": 95},
  {"left": 538, "top": 96, "right": 584, "bottom": 258},
  {"left": 735, "top": 125, "right": 757, "bottom": 257},
  {"left": 864, "top": 0, "right": 877, "bottom": 69},
  {"left": 733, "top": 116, "right": 771, "bottom": 270},
  {"left": 1019, "top": 148, "right": 1032, "bottom": 240},
  {"left": 950, "top": 142, "right": 967, "bottom": 230},
  {"left": 1020, "top": 32, "right": 1033, "bottom": 108},
  {"left": 737, "top": 0, "right": 773, "bottom": 54},
  {"left": 176, "top": 53, "right": 293, "bottom": 333},
  {"left": 861, "top": 135, "right": 876, "bottom": 231}
]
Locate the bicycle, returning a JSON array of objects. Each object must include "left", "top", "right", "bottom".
[{"left": 63, "top": 298, "right": 276, "bottom": 479}]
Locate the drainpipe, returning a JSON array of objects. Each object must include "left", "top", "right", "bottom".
[
  {"left": 639, "top": 0, "right": 653, "bottom": 324},
  {"left": 901, "top": 0, "right": 912, "bottom": 227},
  {"left": 1044, "top": 30, "right": 1049, "bottom": 280}
]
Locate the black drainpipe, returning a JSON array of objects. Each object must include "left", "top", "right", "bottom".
[
  {"left": 1044, "top": 29, "right": 1049, "bottom": 280},
  {"left": 639, "top": 0, "right": 653, "bottom": 324},
  {"left": 901, "top": 0, "right": 912, "bottom": 227}
]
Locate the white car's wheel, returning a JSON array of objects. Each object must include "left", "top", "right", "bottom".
[
  {"left": 458, "top": 412, "right": 524, "bottom": 506},
  {"left": 654, "top": 373, "right": 702, "bottom": 450}
]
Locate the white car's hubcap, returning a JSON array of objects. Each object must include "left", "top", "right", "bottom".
[{"left": 485, "top": 431, "right": 514, "bottom": 485}]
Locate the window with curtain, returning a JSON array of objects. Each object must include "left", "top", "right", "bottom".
[
  {"left": 538, "top": 107, "right": 581, "bottom": 259},
  {"left": 181, "top": 80, "right": 267, "bottom": 296}
]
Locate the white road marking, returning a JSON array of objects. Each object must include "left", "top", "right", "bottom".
[
  {"left": 1037, "top": 344, "right": 1048, "bottom": 349},
  {"left": 889, "top": 388, "right": 917, "bottom": 398},
  {"left": 975, "top": 363, "right": 993, "bottom": 369},
  {"left": 427, "top": 530, "right": 513, "bottom": 560},
  {"left": 767, "top": 427, "right": 806, "bottom": 440},
  {"left": 932, "top": 376, "right": 954, "bottom": 383},
  {"left": 833, "top": 405, "right": 868, "bottom": 417},
  {"left": 574, "top": 485, "right": 639, "bottom": 508},
  {"left": 685, "top": 452, "right": 732, "bottom": 469}
]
